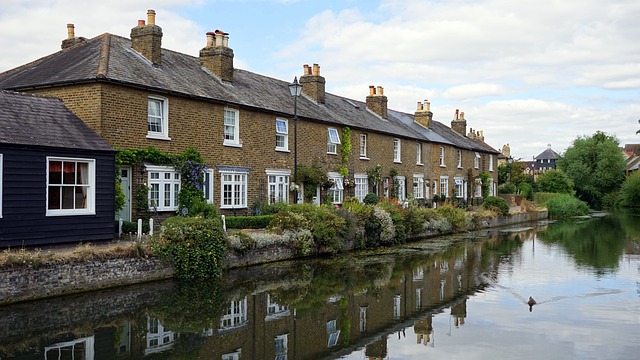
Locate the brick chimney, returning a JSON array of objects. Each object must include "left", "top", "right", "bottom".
[
  {"left": 414, "top": 99, "right": 433, "bottom": 128},
  {"left": 366, "top": 85, "right": 388, "bottom": 119},
  {"left": 451, "top": 109, "right": 467, "bottom": 136},
  {"left": 199, "top": 30, "right": 235, "bottom": 82},
  {"left": 61, "top": 24, "right": 86, "bottom": 49},
  {"left": 299, "top": 63, "right": 325, "bottom": 103},
  {"left": 130, "top": 9, "right": 163, "bottom": 66}
]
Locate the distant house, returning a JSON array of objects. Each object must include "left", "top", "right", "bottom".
[
  {"left": 534, "top": 145, "right": 560, "bottom": 174},
  {"left": 0, "top": 91, "right": 115, "bottom": 247}
]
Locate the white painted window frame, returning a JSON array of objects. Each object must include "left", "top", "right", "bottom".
[
  {"left": 147, "top": 95, "right": 170, "bottom": 140},
  {"left": 46, "top": 156, "right": 96, "bottom": 216}
]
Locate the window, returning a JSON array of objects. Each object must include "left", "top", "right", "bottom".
[
  {"left": 393, "top": 295, "right": 402, "bottom": 319},
  {"left": 489, "top": 155, "right": 494, "bottom": 171},
  {"left": 413, "top": 174, "right": 424, "bottom": 199},
  {"left": 45, "top": 336, "right": 95, "bottom": 360},
  {"left": 327, "top": 173, "right": 343, "bottom": 204},
  {"left": 147, "top": 96, "right": 169, "bottom": 139},
  {"left": 474, "top": 152, "right": 481, "bottom": 169},
  {"left": 354, "top": 175, "right": 368, "bottom": 202},
  {"left": 327, "top": 128, "right": 341, "bottom": 154},
  {"left": 396, "top": 176, "right": 406, "bottom": 201},
  {"left": 439, "top": 146, "right": 445, "bottom": 167},
  {"left": 274, "top": 334, "right": 288, "bottom": 360},
  {"left": 359, "top": 134, "right": 368, "bottom": 158},
  {"left": 454, "top": 178, "right": 464, "bottom": 198},
  {"left": 475, "top": 178, "right": 482, "bottom": 197},
  {"left": 46, "top": 157, "right": 95, "bottom": 216},
  {"left": 393, "top": 138, "right": 401, "bottom": 163},
  {"left": 457, "top": 150, "right": 462, "bottom": 168},
  {"left": 275, "top": 118, "right": 288, "bottom": 151},
  {"left": 416, "top": 143, "right": 422, "bottom": 165},
  {"left": 267, "top": 295, "right": 289, "bottom": 318},
  {"left": 220, "top": 298, "right": 248, "bottom": 330},
  {"left": 224, "top": 108, "right": 241, "bottom": 147},
  {"left": 440, "top": 176, "right": 449, "bottom": 199},
  {"left": 359, "top": 307, "right": 368, "bottom": 332},
  {"left": 203, "top": 168, "right": 214, "bottom": 204},
  {"left": 0, "top": 154, "right": 2, "bottom": 218},
  {"left": 145, "top": 317, "right": 175, "bottom": 354},
  {"left": 266, "top": 169, "right": 290, "bottom": 204},
  {"left": 220, "top": 169, "right": 248, "bottom": 208},
  {"left": 222, "top": 350, "right": 242, "bottom": 360},
  {"left": 147, "top": 166, "right": 180, "bottom": 211},
  {"left": 326, "top": 320, "right": 340, "bottom": 347}
]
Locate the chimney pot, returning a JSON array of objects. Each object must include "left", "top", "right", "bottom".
[
  {"left": 222, "top": 34, "right": 229, "bottom": 47},
  {"left": 369, "top": 86, "right": 376, "bottom": 96},
  {"left": 206, "top": 32, "right": 215, "bottom": 47},
  {"left": 425, "top": 101, "right": 430, "bottom": 111},
  {"left": 303, "top": 64, "right": 310, "bottom": 74},
  {"left": 215, "top": 32, "right": 223, "bottom": 47},
  {"left": 460, "top": 111, "right": 465, "bottom": 120},
  {"left": 66, "top": 24, "right": 75, "bottom": 39},
  {"left": 312, "top": 63, "right": 320, "bottom": 75},
  {"left": 147, "top": 9, "right": 156, "bottom": 25},
  {"left": 377, "top": 86, "right": 384, "bottom": 96},
  {"left": 417, "top": 101, "right": 422, "bottom": 111},
  {"left": 137, "top": 20, "right": 145, "bottom": 26}
]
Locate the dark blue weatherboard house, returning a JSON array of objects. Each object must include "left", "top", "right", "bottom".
[{"left": 0, "top": 91, "right": 116, "bottom": 247}]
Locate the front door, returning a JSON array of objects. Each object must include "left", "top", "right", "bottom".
[{"left": 117, "top": 166, "right": 132, "bottom": 221}]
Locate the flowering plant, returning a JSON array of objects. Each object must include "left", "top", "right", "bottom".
[{"left": 343, "top": 179, "right": 355, "bottom": 189}]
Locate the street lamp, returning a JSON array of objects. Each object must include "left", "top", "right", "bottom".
[
  {"left": 508, "top": 156, "right": 513, "bottom": 183},
  {"left": 288, "top": 76, "right": 302, "bottom": 204}
]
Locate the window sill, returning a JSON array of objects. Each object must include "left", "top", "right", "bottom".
[
  {"left": 327, "top": 152, "right": 337, "bottom": 155},
  {"left": 46, "top": 210, "right": 96, "bottom": 217},
  {"left": 440, "top": 165, "right": 446, "bottom": 168},
  {"left": 457, "top": 166, "right": 463, "bottom": 169},
  {"left": 416, "top": 163, "right": 424, "bottom": 166},
  {"left": 224, "top": 141, "right": 243, "bottom": 148},
  {"left": 394, "top": 161, "right": 402, "bottom": 164},
  {"left": 146, "top": 134, "right": 171, "bottom": 141},
  {"left": 220, "top": 206, "right": 248, "bottom": 209},
  {"left": 275, "top": 148, "right": 290, "bottom": 153},
  {"left": 360, "top": 156, "right": 370, "bottom": 161}
]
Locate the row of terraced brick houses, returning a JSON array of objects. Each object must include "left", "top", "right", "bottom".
[{"left": 0, "top": 10, "right": 499, "bottom": 246}]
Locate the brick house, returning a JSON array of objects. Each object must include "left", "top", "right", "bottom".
[
  {"left": 0, "top": 91, "right": 115, "bottom": 246},
  {"left": 0, "top": 10, "right": 499, "bottom": 221}
]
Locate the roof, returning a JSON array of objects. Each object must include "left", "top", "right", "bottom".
[
  {"left": 535, "top": 147, "right": 560, "bottom": 160},
  {"left": 0, "top": 32, "right": 498, "bottom": 154},
  {"left": 0, "top": 90, "right": 114, "bottom": 152}
]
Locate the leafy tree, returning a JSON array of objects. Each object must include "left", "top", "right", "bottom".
[
  {"left": 620, "top": 172, "right": 640, "bottom": 208},
  {"left": 557, "top": 131, "right": 626, "bottom": 209},
  {"left": 535, "top": 169, "right": 573, "bottom": 194}
]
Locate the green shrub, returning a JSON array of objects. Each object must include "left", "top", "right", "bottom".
[
  {"left": 116, "top": 220, "right": 149, "bottom": 234},
  {"left": 311, "top": 206, "right": 346, "bottom": 253},
  {"left": 518, "top": 182, "right": 534, "bottom": 200},
  {"left": 435, "top": 204, "right": 469, "bottom": 231},
  {"left": 372, "top": 206, "right": 396, "bottom": 244},
  {"left": 152, "top": 216, "right": 226, "bottom": 280},
  {"left": 534, "top": 192, "right": 562, "bottom": 207},
  {"left": 546, "top": 194, "right": 590, "bottom": 218},
  {"left": 286, "top": 229, "right": 314, "bottom": 257},
  {"left": 620, "top": 172, "right": 640, "bottom": 208},
  {"left": 261, "top": 201, "right": 290, "bottom": 215},
  {"left": 225, "top": 215, "right": 273, "bottom": 229},
  {"left": 267, "top": 212, "right": 311, "bottom": 233},
  {"left": 498, "top": 182, "right": 517, "bottom": 194},
  {"left": 482, "top": 196, "right": 510, "bottom": 216},
  {"left": 363, "top": 193, "right": 379, "bottom": 205},
  {"left": 342, "top": 198, "right": 373, "bottom": 223}
]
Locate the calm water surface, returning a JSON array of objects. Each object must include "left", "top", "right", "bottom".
[{"left": 1, "top": 211, "right": 638, "bottom": 359}]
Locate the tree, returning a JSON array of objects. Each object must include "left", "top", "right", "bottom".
[
  {"left": 535, "top": 169, "right": 573, "bottom": 194},
  {"left": 557, "top": 131, "right": 626, "bottom": 209},
  {"left": 620, "top": 172, "right": 640, "bottom": 208}
]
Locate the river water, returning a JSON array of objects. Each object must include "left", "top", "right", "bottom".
[{"left": 1, "top": 211, "right": 639, "bottom": 359}]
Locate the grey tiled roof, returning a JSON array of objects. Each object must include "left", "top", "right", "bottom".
[
  {"left": 0, "top": 90, "right": 114, "bottom": 152},
  {"left": 535, "top": 148, "right": 560, "bottom": 160},
  {"left": 0, "top": 33, "right": 498, "bottom": 153}
]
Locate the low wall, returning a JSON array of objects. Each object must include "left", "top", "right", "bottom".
[{"left": 0, "top": 210, "right": 548, "bottom": 305}]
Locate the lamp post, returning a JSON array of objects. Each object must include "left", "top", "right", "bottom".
[
  {"left": 508, "top": 156, "right": 513, "bottom": 183},
  {"left": 288, "top": 76, "right": 302, "bottom": 204}
]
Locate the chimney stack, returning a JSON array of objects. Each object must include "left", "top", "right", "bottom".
[
  {"left": 61, "top": 23, "right": 87, "bottom": 49},
  {"left": 199, "top": 29, "right": 235, "bottom": 82},
  {"left": 130, "top": 9, "right": 163, "bottom": 66},
  {"left": 299, "top": 63, "right": 325, "bottom": 103},
  {"left": 451, "top": 108, "right": 467, "bottom": 136},
  {"left": 414, "top": 99, "right": 433, "bottom": 129},
  {"left": 366, "top": 85, "right": 388, "bottom": 119}
]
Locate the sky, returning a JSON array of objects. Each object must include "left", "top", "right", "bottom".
[{"left": 1, "top": 0, "right": 639, "bottom": 160}]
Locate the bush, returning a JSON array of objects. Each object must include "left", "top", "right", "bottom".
[
  {"left": 261, "top": 201, "right": 290, "bottom": 215},
  {"left": 620, "top": 172, "right": 640, "bottom": 208},
  {"left": 498, "top": 182, "right": 517, "bottom": 194},
  {"left": 372, "top": 206, "right": 396, "bottom": 244},
  {"left": 546, "top": 194, "right": 590, "bottom": 218},
  {"left": 363, "top": 193, "right": 379, "bottom": 205},
  {"left": 518, "top": 182, "right": 534, "bottom": 200},
  {"left": 152, "top": 216, "right": 226, "bottom": 280},
  {"left": 482, "top": 196, "right": 510, "bottom": 216},
  {"left": 534, "top": 192, "right": 562, "bottom": 207},
  {"left": 116, "top": 220, "right": 150, "bottom": 234},
  {"left": 435, "top": 204, "right": 469, "bottom": 231},
  {"left": 311, "top": 206, "right": 346, "bottom": 253},
  {"left": 267, "top": 212, "right": 310, "bottom": 233},
  {"left": 225, "top": 215, "right": 273, "bottom": 229}
]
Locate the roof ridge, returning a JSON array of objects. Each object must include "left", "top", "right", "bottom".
[{"left": 97, "top": 34, "right": 111, "bottom": 78}]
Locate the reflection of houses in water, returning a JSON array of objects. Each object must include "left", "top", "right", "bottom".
[
  {"left": 44, "top": 336, "right": 95, "bottom": 360},
  {"left": 415, "top": 315, "right": 434, "bottom": 346},
  {"left": 145, "top": 317, "right": 177, "bottom": 355}
]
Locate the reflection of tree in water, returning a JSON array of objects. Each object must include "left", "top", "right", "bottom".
[{"left": 538, "top": 216, "right": 626, "bottom": 274}]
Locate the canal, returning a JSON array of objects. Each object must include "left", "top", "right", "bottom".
[{"left": 1, "top": 211, "right": 638, "bottom": 359}]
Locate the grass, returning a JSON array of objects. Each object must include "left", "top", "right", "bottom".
[{"left": 0, "top": 241, "right": 152, "bottom": 269}]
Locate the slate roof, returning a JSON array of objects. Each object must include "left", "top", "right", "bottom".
[
  {"left": 535, "top": 147, "right": 560, "bottom": 160},
  {"left": 0, "top": 33, "right": 498, "bottom": 154},
  {"left": 0, "top": 90, "right": 114, "bottom": 152}
]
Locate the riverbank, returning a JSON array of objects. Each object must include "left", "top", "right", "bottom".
[{"left": 0, "top": 209, "right": 548, "bottom": 305}]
